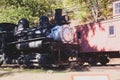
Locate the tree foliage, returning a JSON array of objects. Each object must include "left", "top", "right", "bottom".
[
  {"left": 0, "top": 0, "right": 52, "bottom": 27},
  {"left": 0, "top": 0, "right": 115, "bottom": 25}
]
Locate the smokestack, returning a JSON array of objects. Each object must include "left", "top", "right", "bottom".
[{"left": 54, "top": 9, "right": 62, "bottom": 25}]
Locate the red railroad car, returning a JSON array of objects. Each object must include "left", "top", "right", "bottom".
[
  {"left": 73, "top": 1, "right": 120, "bottom": 65},
  {"left": 75, "top": 17, "right": 120, "bottom": 65},
  {"left": 77, "top": 18, "right": 120, "bottom": 52}
]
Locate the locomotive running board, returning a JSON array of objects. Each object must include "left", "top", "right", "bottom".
[{"left": 8, "top": 37, "right": 53, "bottom": 45}]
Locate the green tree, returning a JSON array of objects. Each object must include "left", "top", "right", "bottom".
[
  {"left": 0, "top": 0, "right": 52, "bottom": 27},
  {"left": 0, "top": 0, "right": 116, "bottom": 25}
]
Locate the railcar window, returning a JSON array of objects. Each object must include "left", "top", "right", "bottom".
[
  {"left": 115, "top": 2, "right": 120, "bottom": 14},
  {"left": 113, "top": 1, "right": 120, "bottom": 17},
  {"left": 109, "top": 26, "right": 115, "bottom": 36}
]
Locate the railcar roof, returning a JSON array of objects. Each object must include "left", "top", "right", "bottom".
[{"left": 0, "top": 23, "right": 16, "bottom": 31}]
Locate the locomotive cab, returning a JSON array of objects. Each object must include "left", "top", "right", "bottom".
[
  {"left": 0, "top": 23, "right": 16, "bottom": 66},
  {"left": 0, "top": 23, "right": 16, "bottom": 42}
]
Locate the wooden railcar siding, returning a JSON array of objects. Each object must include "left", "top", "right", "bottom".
[{"left": 76, "top": 18, "right": 120, "bottom": 52}]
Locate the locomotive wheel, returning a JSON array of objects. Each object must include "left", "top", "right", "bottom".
[
  {"left": 17, "top": 56, "right": 25, "bottom": 66},
  {"left": 0, "top": 53, "right": 4, "bottom": 66},
  {"left": 88, "top": 57, "right": 97, "bottom": 66},
  {"left": 100, "top": 61, "right": 107, "bottom": 65},
  {"left": 77, "top": 58, "right": 84, "bottom": 66},
  {"left": 69, "top": 61, "right": 79, "bottom": 69},
  {"left": 88, "top": 61, "right": 97, "bottom": 66},
  {"left": 100, "top": 56, "right": 109, "bottom": 66},
  {"left": 0, "top": 60, "right": 3, "bottom": 66}
]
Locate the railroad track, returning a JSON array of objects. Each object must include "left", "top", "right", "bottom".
[{"left": 0, "top": 63, "right": 120, "bottom": 71}]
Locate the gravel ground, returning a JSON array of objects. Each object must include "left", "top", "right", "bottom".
[{"left": 0, "top": 58, "right": 120, "bottom": 80}]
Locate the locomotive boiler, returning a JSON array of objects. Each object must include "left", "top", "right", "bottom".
[{"left": 0, "top": 9, "right": 77, "bottom": 67}]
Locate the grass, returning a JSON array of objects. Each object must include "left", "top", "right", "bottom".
[
  {"left": 0, "top": 67, "right": 68, "bottom": 74},
  {"left": 0, "top": 68, "right": 46, "bottom": 73},
  {"left": 0, "top": 67, "right": 13, "bottom": 72}
]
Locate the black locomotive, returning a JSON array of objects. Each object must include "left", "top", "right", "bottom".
[{"left": 0, "top": 9, "right": 77, "bottom": 67}]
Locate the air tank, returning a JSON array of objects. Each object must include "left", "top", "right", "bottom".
[{"left": 16, "top": 41, "right": 42, "bottom": 50}]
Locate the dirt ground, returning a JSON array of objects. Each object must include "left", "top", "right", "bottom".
[{"left": 0, "top": 58, "right": 120, "bottom": 80}]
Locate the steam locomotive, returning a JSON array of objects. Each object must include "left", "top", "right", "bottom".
[{"left": 0, "top": 9, "right": 77, "bottom": 67}]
